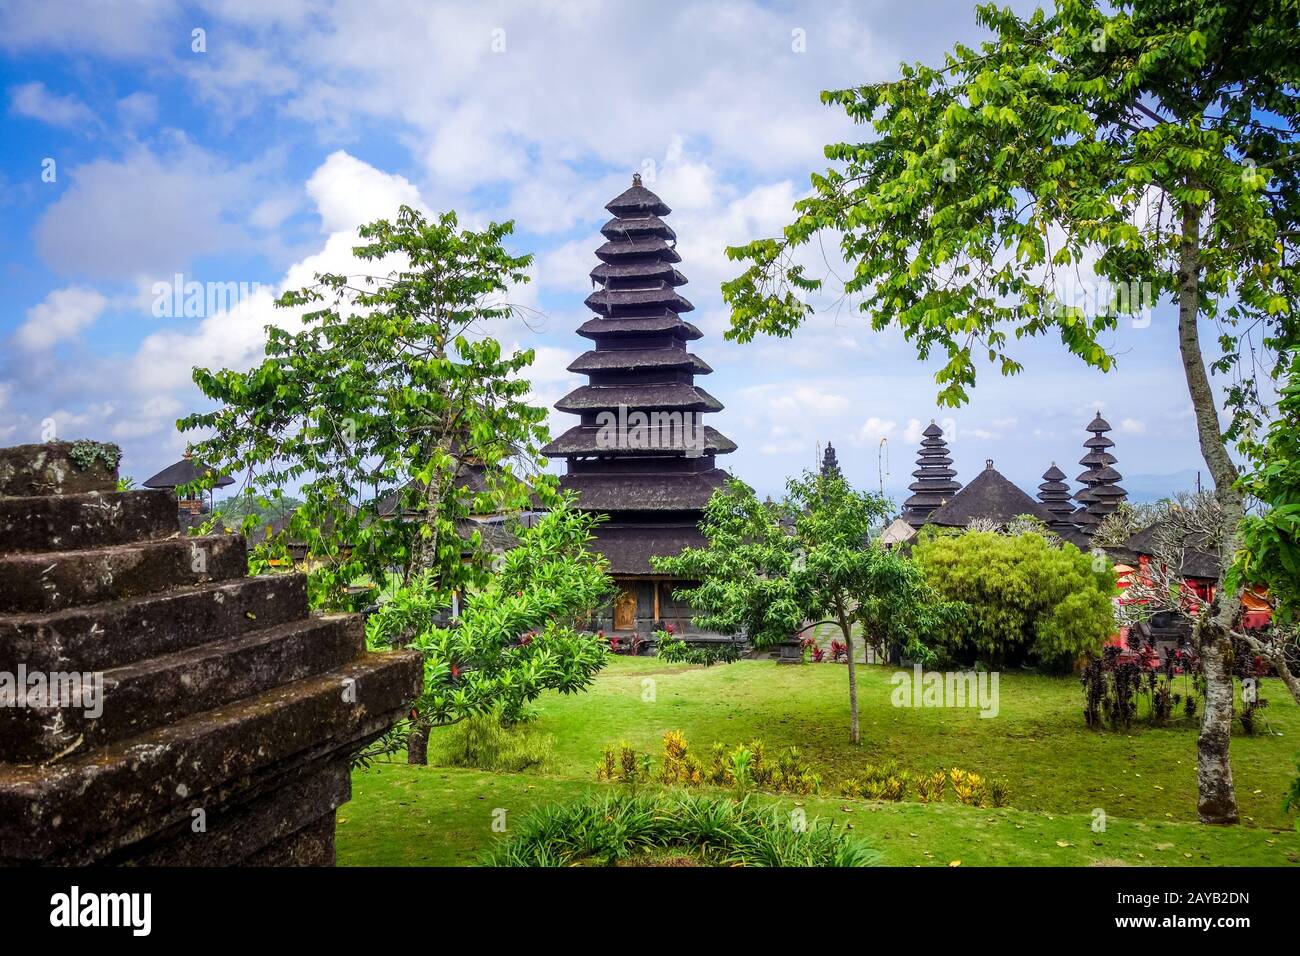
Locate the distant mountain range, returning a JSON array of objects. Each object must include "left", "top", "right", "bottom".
[{"left": 1116, "top": 470, "right": 1205, "bottom": 503}]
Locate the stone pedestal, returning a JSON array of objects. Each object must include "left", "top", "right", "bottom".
[{"left": 0, "top": 441, "right": 422, "bottom": 865}]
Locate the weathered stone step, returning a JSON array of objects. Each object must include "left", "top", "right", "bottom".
[
  {"left": 0, "top": 649, "right": 422, "bottom": 862},
  {"left": 0, "top": 573, "right": 308, "bottom": 673},
  {"left": 0, "top": 488, "right": 180, "bottom": 554},
  {"left": 1, "top": 613, "right": 365, "bottom": 763},
  {"left": 0, "top": 533, "right": 246, "bottom": 613},
  {"left": 0, "top": 441, "right": 118, "bottom": 498}
]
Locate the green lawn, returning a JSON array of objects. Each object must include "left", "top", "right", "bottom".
[{"left": 338, "top": 657, "right": 1300, "bottom": 866}]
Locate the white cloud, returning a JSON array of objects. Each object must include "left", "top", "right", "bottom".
[
  {"left": 306, "top": 150, "right": 425, "bottom": 234},
  {"left": 117, "top": 91, "right": 158, "bottom": 126},
  {"left": 1119, "top": 417, "right": 1146, "bottom": 435},
  {"left": 13, "top": 287, "right": 107, "bottom": 351},
  {"left": 34, "top": 140, "right": 262, "bottom": 278},
  {"left": 9, "top": 81, "right": 96, "bottom": 128},
  {"left": 854, "top": 416, "right": 899, "bottom": 445}
]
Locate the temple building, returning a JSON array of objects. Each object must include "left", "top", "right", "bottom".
[
  {"left": 900, "top": 421, "right": 961, "bottom": 527},
  {"left": 926, "top": 459, "right": 1055, "bottom": 530},
  {"left": 543, "top": 175, "right": 737, "bottom": 637},
  {"left": 1071, "top": 412, "right": 1127, "bottom": 530}
]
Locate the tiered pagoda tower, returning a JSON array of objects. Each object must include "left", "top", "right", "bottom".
[
  {"left": 543, "top": 175, "right": 736, "bottom": 636},
  {"left": 821, "top": 442, "right": 842, "bottom": 480},
  {"left": 901, "top": 421, "right": 962, "bottom": 527},
  {"left": 1037, "top": 463, "right": 1078, "bottom": 534},
  {"left": 1072, "top": 412, "right": 1127, "bottom": 531}
]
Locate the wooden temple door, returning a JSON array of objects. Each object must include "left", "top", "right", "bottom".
[{"left": 613, "top": 588, "right": 637, "bottom": 631}]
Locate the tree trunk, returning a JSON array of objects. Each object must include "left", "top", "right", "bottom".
[
  {"left": 836, "top": 597, "right": 860, "bottom": 745},
  {"left": 1176, "top": 201, "right": 1244, "bottom": 825},
  {"left": 1196, "top": 628, "right": 1239, "bottom": 823},
  {"left": 406, "top": 718, "right": 430, "bottom": 766}
]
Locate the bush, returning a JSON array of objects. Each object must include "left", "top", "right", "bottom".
[
  {"left": 595, "top": 742, "right": 653, "bottom": 788},
  {"left": 840, "top": 761, "right": 909, "bottom": 801},
  {"left": 912, "top": 530, "right": 1116, "bottom": 670},
  {"left": 599, "top": 732, "right": 820, "bottom": 795},
  {"left": 915, "top": 770, "right": 948, "bottom": 803},
  {"left": 481, "top": 791, "right": 876, "bottom": 867},
  {"left": 656, "top": 629, "right": 741, "bottom": 666},
  {"left": 427, "top": 713, "right": 554, "bottom": 772}
]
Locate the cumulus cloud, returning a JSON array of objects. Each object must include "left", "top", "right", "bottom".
[
  {"left": 34, "top": 141, "right": 261, "bottom": 279},
  {"left": 13, "top": 287, "right": 107, "bottom": 351}
]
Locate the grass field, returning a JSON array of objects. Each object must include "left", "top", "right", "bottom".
[{"left": 338, "top": 656, "right": 1300, "bottom": 866}]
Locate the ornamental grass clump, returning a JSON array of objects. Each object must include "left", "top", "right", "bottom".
[{"left": 481, "top": 791, "right": 876, "bottom": 867}]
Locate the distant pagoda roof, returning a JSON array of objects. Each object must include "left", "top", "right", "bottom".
[
  {"left": 1071, "top": 411, "right": 1126, "bottom": 531},
  {"left": 1037, "top": 462, "right": 1079, "bottom": 534},
  {"left": 821, "top": 442, "right": 842, "bottom": 480},
  {"left": 544, "top": 174, "right": 736, "bottom": 567},
  {"left": 927, "top": 460, "right": 1055, "bottom": 528},
  {"left": 901, "top": 420, "right": 961, "bottom": 527}
]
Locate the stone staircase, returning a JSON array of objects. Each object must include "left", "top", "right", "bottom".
[{"left": 0, "top": 441, "right": 422, "bottom": 865}]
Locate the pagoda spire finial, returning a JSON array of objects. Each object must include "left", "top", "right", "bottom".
[
  {"left": 632, "top": 172, "right": 642, "bottom": 187},
  {"left": 900, "top": 419, "right": 961, "bottom": 527}
]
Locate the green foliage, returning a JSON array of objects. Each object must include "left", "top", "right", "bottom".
[
  {"left": 1235, "top": 353, "right": 1300, "bottom": 623},
  {"left": 68, "top": 440, "right": 121, "bottom": 472},
  {"left": 595, "top": 742, "right": 653, "bottom": 789},
  {"left": 211, "top": 492, "right": 304, "bottom": 534},
  {"left": 655, "top": 472, "right": 955, "bottom": 659},
  {"left": 723, "top": 0, "right": 1298, "bottom": 422},
  {"left": 841, "top": 761, "right": 909, "bottom": 801},
  {"left": 180, "top": 205, "right": 555, "bottom": 610},
  {"left": 427, "top": 712, "right": 554, "bottom": 773},
  {"left": 481, "top": 791, "right": 876, "bottom": 867},
  {"left": 366, "top": 500, "right": 613, "bottom": 727},
  {"left": 654, "top": 629, "right": 741, "bottom": 666},
  {"left": 114, "top": 475, "right": 135, "bottom": 492},
  {"left": 601, "top": 731, "right": 821, "bottom": 796},
  {"left": 1285, "top": 753, "right": 1300, "bottom": 834},
  {"left": 913, "top": 530, "right": 1115, "bottom": 670}
]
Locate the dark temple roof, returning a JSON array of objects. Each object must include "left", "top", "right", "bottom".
[
  {"left": 927, "top": 460, "right": 1055, "bottom": 528},
  {"left": 143, "top": 453, "right": 234, "bottom": 491},
  {"left": 544, "top": 175, "right": 736, "bottom": 531},
  {"left": 1072, "top": 410, "right": 1127, "bottom": 531},
  {"left": 901, "top": 420, "right": 961, "bottom": 527}
]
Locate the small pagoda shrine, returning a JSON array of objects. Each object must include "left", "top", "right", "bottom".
[
  {"left": 143, "top": 446, "right": 234, "bottom": 531},
  {"left": 1071, "top": 412, "right": 1127, "bottom": 532},
  {"left": 1036, "top": 463, "right": 1079, "bottom": 534},
  {"left": 900, "top": 421, "right": 962, "bottom": 527},
  {"left": 543, "top": 175, "right": 737, "bottom": 637}
]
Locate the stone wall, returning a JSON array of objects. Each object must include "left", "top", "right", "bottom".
[{"left": 0, "top": 441, "right": 422, "bottom": 865}]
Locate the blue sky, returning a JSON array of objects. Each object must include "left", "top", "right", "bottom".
[{"left": 0, "top": 0, "right": 1219, "bottom": 504}]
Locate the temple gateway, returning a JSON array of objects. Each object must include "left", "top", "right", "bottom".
[{"left": 543, "top": 176, "right": 737, "bottom": 640}]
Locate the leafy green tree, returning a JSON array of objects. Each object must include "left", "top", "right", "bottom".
[
  {"left": 211, "top": 492, "right": 304, "bottom": 534},
  {"left": 722, "top": 0, "right": 1298, "bottom": 823},
  {"left": 180, "top": 205, "right": 553, "bottom": 609},
  {"left": 655, "top": 473, "right": 958, "bottom": 744},
  {"left": 1236, "top": 354, "right": 1300, "bottom": 626},
  {"left": 912, "top": 530, "right": 1115, "bottom": 670},
  {"left": 364, "top": 500, "right": 613, "bottom": 762}
]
